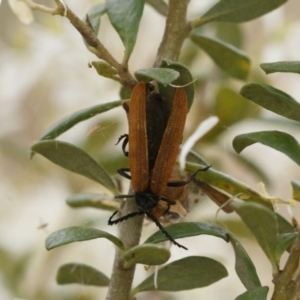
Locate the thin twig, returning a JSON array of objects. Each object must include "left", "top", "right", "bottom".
[
  {"left": 21, "top": 0, "right": 58, "bottom": 13},
  {"left": 154, "top": 0, "right": 190, "bottom": 67},
  {"left": 21, "top": 0, "right": 137, "bottom": 88},
  {"left": 106, "top": 188, "right": 144, "bottom": 300}
]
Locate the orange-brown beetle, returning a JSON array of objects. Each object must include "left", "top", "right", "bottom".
[{"left": 109, "top": 82, "right": 209, "bottom": 249}]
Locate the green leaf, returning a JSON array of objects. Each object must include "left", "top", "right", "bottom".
[
  {"left": 158, "top": 59, "right": 195, "bottom": 110},
  {"left": 120, "top": 85, "right": 132, "bottom": 100},
  {"left": 66, "top": 193, "right": 119, "bottom": 210},
  {"left": 37, "top": 100, "right": 122, "bottom": 142},
  {"left": 231, "top": 201, "right": 278, "bottom": 272},
  {"left": 190, "top": 33, "right": 250, "bottom": 80},
  {"left": 185, "top": 162, "right": 274, "bottom": 210},
  {"left": 83, "top": 4, "right": 107, "bottom": 54},
  {"left": 199, "top": 0, "right": 287, "bottom": 24},
  {"left": 45, "top": 226, "right": 124, "bottom": 250},
  {"left": 146, "top": 0, "right": 168, "bottom": 16},
  {"left": 240, "top": 83, "right": 300, "bottom": 122},
  {"left": 276, "top": 213, "right": 294, "bottom": 234},
  {"left": 235, "top": 286, "right": 269, "bottom": 300},
  {"left": 106, "top": 0, "right": 144, "bottom": 62},
  {"left": 215, "top": 22, "right": 243, "bottom": 48},
  {"left": 134, "top": 68, "right": 179, "bottom": 86},
  {"left": 56, "top": 263, "right": 109, "bottom": 286},
  {"left": 276, "top": 233, "right": 297, "bottom": 260},
  {"left": 144, "top": 222, "right": 229, "bottom": 245},
  {"left": 124, "top": 244, "right": 170, "bottom": 268},
  {"left": 229, "top": 234, "right": 261, "bottom": 290},
  {"left": 214, "top": 87, "right": 258, "bottom": 125},
  {"left": 132, "top": 256, "right": 228, "bottom": 294},
  {"left": 261, "top": 61, "right": 300, "bottom": 74},
  {"left": 186, "top": 150, "right": 210, "bottom": 165},
  {"left": 87, "top": 3, "right": 107, "bottom": 35},
  {"left": 91, "top": 61, "right": 118, "bottom": 78},
  {"left": 204, "top": 86, "right": 259, "bottom": 141},
  {"left": 291, "top": 180, "right": 300, "bottom": 201},
  {"left": 31, "top": 140, "right": 118, "bottom": 194},
  {"left": 232, "top": 131, "right": 300, "bottom": 166}
]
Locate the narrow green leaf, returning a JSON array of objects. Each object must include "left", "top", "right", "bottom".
[
  {"left": 91, "top": 61, "right": 118, "bottom": 78},
  {"left": 45, "top": 226, "right": 124, "bottom": 250},
  {"left": 56, "top": 263, "right": 109, "bottom": 286},
  {"left": 204, "top": 86, "right": 259, "bottom": 141},
  {"left": 120, "top": 85, "right": 132, "bottom": 100},
  {"left": 198, "top": 0, "right": 287, "bottom": 24},
  {"left": 66, "top": 193, "right": 119, "bottom": 211},
  {"left": 146, "top": 0, "right": 168, "bottom": 16},
  {"left": 229, "top": 234, "right": 261, "bottom": 290},
  {"left": 158, "top": 59, "right": 195, "bottom": 110},
  {"left": 186, "top": 150, "right": 210, "bottom": 165},
  {"left": 231, "top": 201, "right": 278, "bottom": 272},
  {"left": 276, "top": 213, "right": 294, "bottom": 234},
  {"left": 291, "top": 180, "right": 300, "bottom": 201},
  {"left": 235, "top": 286, "right": 269, "bottom": 300},
  {"left": 214, "top": 87, "right": 259, "bottom": 125},
  {"left": 144, "top": 222, "right": 229, "bottom": 245},
  {"left": 132, "top": 256, "right": 228, "bottom": 294},
  {"left": 240, "top": 83, "right": 300, "bottom": 122},
  {"left": 37, "top": 101, "right": 122, "bottom": 141},
  {"left": 87, "top": 3, "right": 107, "bottom": 34},
  {"left": 232, "top": 131, "right": 300, "bottom": 166},
  {"left": 106, "top": 0, "right": 144, "bottom": 61},
  {"left": 215, "top": 22, "right": 243, "bottom": 48},
  {"left": 276, "top": 233, "right": 297, "bottom": 260},
  {"left": 134, "top": 68, "right": 179, "bottom": 86},
  {"left": 124, "top": 244, "right": 170, "bottom": 268},
  {"left": 185, "top": 162, "right": 274, "bottom": 210},
  {"left": 261, "top": 61, "right": 300, "bottom": 74},
  {"left": 83, "top": 4, "right": 107, "bottom": 54},
  {"left": 31, "top": 140, "right": 118, "bottom": 194},
  {"left": 190, "top": 33, "right": 250, "bottom": 80}
]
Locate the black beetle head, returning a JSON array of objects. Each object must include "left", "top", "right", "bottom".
[{"left": 135, "top": 191, "right": 160, "bottom": 213}]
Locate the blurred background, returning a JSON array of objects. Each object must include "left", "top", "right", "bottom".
[{"left": 0, "top": 0, "right": 299, "bottom": 299}]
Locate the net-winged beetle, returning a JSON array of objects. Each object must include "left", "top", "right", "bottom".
[{"left": 109, "top": 82, "right": 209, "bottom": 249}]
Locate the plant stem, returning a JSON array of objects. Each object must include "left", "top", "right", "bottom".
[
  {"left": 54, "top": 1, "right": 136, "bottom": 88},
  {"left": 107, "top": 3, "right": 192, "bottom": 298},
  {"left": 23, "top": 0, "right": 137, "bottom": 88},
  {"left": 272, "top": 227, "right": 300, "bottom": 300},
  {"left": 106, "top": 191, "right": 144, "bottom": 300},
  {"left": 154, "top": 0, "right": 189, "bottom": 67}
]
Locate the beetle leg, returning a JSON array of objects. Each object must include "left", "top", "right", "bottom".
[
  {"left": 146, "top": 213, "right": 188, "bottom": 250},
  {"left": 117, "top": 168, "right": 131, "bottom": 180},
  {"left": 116, "top": 134, "right": 129, "bottom": 156}
]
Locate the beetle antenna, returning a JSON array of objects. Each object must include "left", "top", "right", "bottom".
[
  {"left": 167, "top": 166, "right": 211, "bottom": 187},
  {"left": 108, "top": 210, "right": 144, "bottom": 225},
  {"left": 146, "top": 213, "right": 188, "bottom": 250}
]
